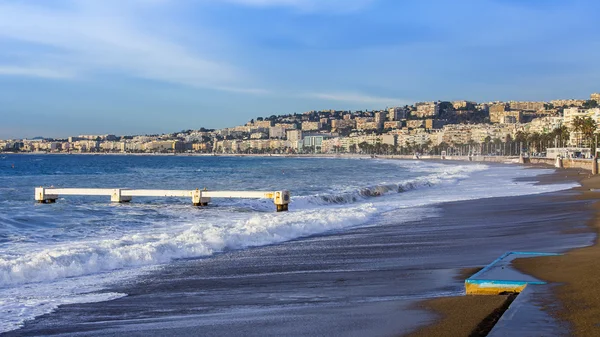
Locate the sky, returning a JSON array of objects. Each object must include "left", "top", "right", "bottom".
[{"left": 1, "top": 0, "right": 599, "bottom": 139}]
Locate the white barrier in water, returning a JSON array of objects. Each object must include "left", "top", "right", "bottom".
[{"left": 35, "top": 187, "right": 290, "bottom": 211}]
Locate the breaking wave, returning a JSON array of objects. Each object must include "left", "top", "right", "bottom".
[
  {"left": 293, "top": 163, "right": 486, "bottom": 206},
  {"left": 0, "top": 204, "right": 378, "bottom": 287}
]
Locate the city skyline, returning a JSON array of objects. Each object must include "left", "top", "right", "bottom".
[{"left": 1, "top": 0, "right": 600, "bottom": 139}]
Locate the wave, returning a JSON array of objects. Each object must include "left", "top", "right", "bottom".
[
  {"left": 0, "top": 204, "right": 378, "bottom": 287},
  {"left": 293, "top": 163, "right": 487, "bottom": 207},
  {"left": 0, "top": 162, "right": 492, "bottom": 290}
]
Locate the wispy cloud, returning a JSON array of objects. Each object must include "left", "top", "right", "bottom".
[
  {"left": 0, "top": 66, "right": 74, "bottom": 79},
  {"left": 307, "top": 92, "right": 409, "bottom": 105},
  {"left": 0, "top": 1, "right": 262, "bottom": 93},
  {"left": 221, "top": 0, "right": 376, "bottom": 13}
]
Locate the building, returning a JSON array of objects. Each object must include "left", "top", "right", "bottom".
[
  {"left": 383, "top": 121, "right": 403, "bottom": 130},
  {"left": 387, "top": 107, "right": 407, "bottom": 121},
  {"left": 355, "top": 117, "right": 378, "bottom": 131},
  {"left": 563, "top": 107, "right": 600, "bottom": 126},
  {"left": 374, "top": 111, "right": 385, "bottom": 128},
  {"left": 452, "top": 101, "right": 476, "bottom": 110},
  {"left": 425, "top": 119, "right": 445, "bottom": 130},
  {"left": 275, "top": 123, "right": 296, "bottom": 130},
  {"left": 302, "top": 135, "right": 330, "bottom": 152},
  {"left": 301, "top": 121, "right": 322, "bottom": 131},
  {"left": 74, "top": 134, "right": 118, "bottom": 141},
  {"left": 286, "top": 129, "right": 303, "bottom": 142},
  {"left": 357, "top": 122, "right": 380, "bottom": 131},
  {"left": 440, "top": 125, "right": 473, "bottom": 145},
  {"left": 490, "top": 104, "right": 522, "bottom": 123},
  {"left": 502, "top": 115, "right": 516, "bottom": 123},
  {"left": 254, "top": 120, "right": 273, "bottom": 128},
  {"left": 508, "top": 101, "right": 545, "bottom": 111},
  {"left": 551, "top": 99, "right": 586, "bottom": 107},
  {"left": 547, "top": 147, "right": 592, "bottom": 159},
  {"left": 414, "top": 102, "right": 439, "bottom": 118},
  {"left": 331, "top": 119, "right": 356, "bottom": 130},
  {"left": 269, "top": 126, "right": 286, "bottom": 139},
  {"left": 562, "top": 107, "right": 600, "bottom": 146},
  {"left": 143, "top": 141, "right": 176, "bottom": 152},
  {"left": 592, "top": 93, "right": 600, "bottom": 104},
  {"left": 407, "top": 120, "right": 425, "bottom": 129},
  {"left": 192, "top": 143, "right": 212, "bottom": 152},
  {"left": 528, "top": 117, "right": 564, "bottom": 134}
]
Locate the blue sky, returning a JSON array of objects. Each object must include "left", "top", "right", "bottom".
[{"left": 1, "top": 0, "right": 599, "bottom": 139}]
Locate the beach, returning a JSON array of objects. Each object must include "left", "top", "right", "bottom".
[
  {"left": 0, "top": 155, "right": 596, "bottom": 336},
  {"left": 511, "top": 173, "right": 600, "bottom": 336},
  {"left": 0, "top": 158, "right": 594, "bottom": 336},
  {"left": 406, "top": 167, "right": 597, "bottom": 337}
]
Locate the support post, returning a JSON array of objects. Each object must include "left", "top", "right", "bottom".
[
  {"left": 273, "top": 190, "right": 290, "bottom": 212},
  {"left": 192, "top": 189, "right": 210, "bottom": 206},
  {"left": 35, "top": 187, "right": 58, "bottom": 204},
  {"left": 555, "top": 156, "right": 563, "bottom": 169},
  {"left": 111, "top": 189, "right": 132, "bottom": 203},
  {"left": 593, "top": 155, "right": 598, "bottom": 175}
]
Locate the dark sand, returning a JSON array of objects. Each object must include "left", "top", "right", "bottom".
[
  {"left": 407, "top": 167, "right": 596, "bottom": 337},
  {"left": 513, "top": 173, "right": 600, "bottom": 336},
  {"left": 407, "top": 295, "right": 512, "bottom": 337}
]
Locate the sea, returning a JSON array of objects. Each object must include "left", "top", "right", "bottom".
[{"left": 0, "top": 154, "right": 591, "bottom": 335}]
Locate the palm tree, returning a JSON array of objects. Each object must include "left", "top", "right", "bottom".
[
  {"left": 527, "top": 132, "right": 541, "bottom": 154},
  {"left": 581, "top": 117, "right": 597, "bottom": 151},
  {"left": 552, "top": 125, "right": 569, "bottom": 148},
  {"left": 572, "top": 116, "right": 586, "bottom": 147},
  {"left": 358, "top": 142, "right": 369, "bottom": 154}
]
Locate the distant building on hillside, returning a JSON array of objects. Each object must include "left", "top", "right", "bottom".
[
  {"left": 414, "top": 102, "right": 439, "bottom": 118},
  {"left": 452, "top": 101, "right": 476, "bottom": 110},
  {"left": 508, "top": 101, "right": 545, "bottom": 111},
  {"left": 551, "top": 99, "right": 586, "bottom": 107},
  {"left": 301, "top": 121, "right": 321, "bottom": 131},
  {"left": 387, "top": 107, "right": 408, "bottom": 121}
]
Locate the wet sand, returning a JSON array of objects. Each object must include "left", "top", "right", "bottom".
[
  {"left": 407, "top": 294, "right": 512, "bottom": 337},
  {"left": 407, "top": 167, "right": 596, "bottom": 337},
  {"left": 513, "top": 174, "right": 600, "bottom": 336}
]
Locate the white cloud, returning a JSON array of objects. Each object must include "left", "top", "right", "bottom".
[
  {"left": 0, "top": 1, "right": 263, "bottom": 93},
  {"left": 308, "top": 92, "right": 408, "bottom": 105}
]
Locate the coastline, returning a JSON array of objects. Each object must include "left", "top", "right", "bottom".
[
  {"left": 1, "top": 155, "right": 587, "bottom": 336},
  {"left": 5, "top": 161, "right": 594, "bottom": 336},
  {"left": 407, "top": 166, "right": 598, "bottom": 336},
  {"left": 512, "top": 174, "right": 600, "bottom": 336},
  {"left": 4, "top": 151, "right": 589, "bottom": 170}
]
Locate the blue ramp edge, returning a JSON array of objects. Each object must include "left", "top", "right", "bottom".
[{"left": 466, "top": 252, "right": 561, "bottom": 295}]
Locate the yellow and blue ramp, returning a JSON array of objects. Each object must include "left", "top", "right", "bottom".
[{"left": 465, "top": 251, "right": 560, "bottom": 295}]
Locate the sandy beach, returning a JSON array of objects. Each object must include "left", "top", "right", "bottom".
[
  {"left": 512, "top": 173, "right": 600, "bottom": 336},
  {"left": 407, "top": 167, "right": 599, "bottom": 336}
]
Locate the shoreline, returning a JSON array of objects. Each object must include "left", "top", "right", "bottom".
[
  {"left": 407, "top": 167, "right": 598, "bottom": 336},
  {"left": 5, "top": 151, "right": 590, "bottom": 170},
  {"left": 512, "top": 175, "right": 600, "bottom": 336},
  {"left": 8, "top": 184, "right": 590, "bottom": 336}
]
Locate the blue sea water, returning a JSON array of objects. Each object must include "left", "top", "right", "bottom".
[{"left": 0, "top": 154, "right": 578, "bottom": 332}]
